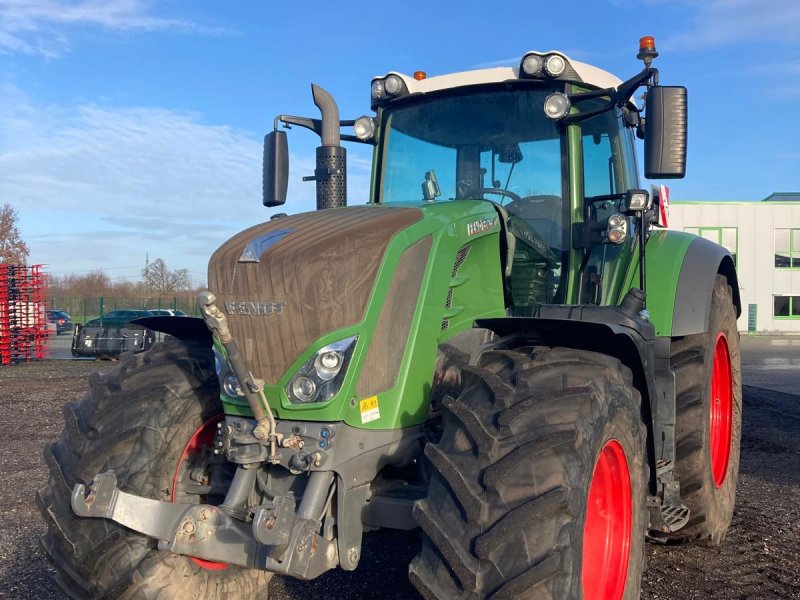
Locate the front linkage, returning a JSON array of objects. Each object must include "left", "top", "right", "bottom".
[
  {"left": 73, "top": 415, "right": 424, "bottom": 578},
  {"left": 71, "top": 292, "right": 426, "bottom": 578}
]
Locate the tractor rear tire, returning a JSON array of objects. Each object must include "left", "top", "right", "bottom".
[
  {"left": 667, "top": 274, "right": 742, "bottom": 545},
  {"left": 37, "top": 339, "right": 272, "bottom": 599},
  {"left": 409, "top": 346, "right": 647, "bottom": 599}
]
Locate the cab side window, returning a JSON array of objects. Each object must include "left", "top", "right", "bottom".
[{"left": 582, "top": 110, "right": 638, "bottom": 197}]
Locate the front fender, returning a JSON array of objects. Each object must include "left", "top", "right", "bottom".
[{"left": 626, "top": 231, "right": 740, "bottom": 337}]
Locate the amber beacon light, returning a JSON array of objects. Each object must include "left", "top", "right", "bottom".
[{"left": 637, "top": 36, "right": 658, "bottom": 66}]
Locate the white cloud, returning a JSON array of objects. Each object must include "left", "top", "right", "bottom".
[
  {"left": 0, "top": 0, "right": 227, "bottom": 57},
  {"left": 0, "top": 89, "right": 264, "bottom": 220},
  {"left": 1, "top": 83, "right": 373, "bottom": 276},
  {"left": 636, "top": 0, "right": 800, "bottom": 51}
]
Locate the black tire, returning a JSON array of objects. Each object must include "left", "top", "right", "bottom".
[
  {"left": 410, "top": 346, "right": 647, "bottom": 599},
  {"left": 37, "top": 338, "right": 272, "bottom": 599},
  {"left": 668, "top": 274, "right": 742, "bottom": 545}
]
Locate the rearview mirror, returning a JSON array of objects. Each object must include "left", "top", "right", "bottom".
[
  {"left": 644, "top": 86, "right": 687, "bottom": 179},
  {"left": 263, "top": 130, "right": 288, "bottom": 207}
]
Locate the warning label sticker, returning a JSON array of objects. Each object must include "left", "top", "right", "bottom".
[{"left": 359, "top": 396, "right": 380, "bottom": 424}]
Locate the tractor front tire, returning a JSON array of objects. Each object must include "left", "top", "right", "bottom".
[
  {"left": 37, "top": 339, "right": 272, "bottom": 599},
  {"left": 410, "top": 346, "right": 647, "bottom": 599},
  {"left": 668, "top": 274, "right": 742, "bottom": 545}
]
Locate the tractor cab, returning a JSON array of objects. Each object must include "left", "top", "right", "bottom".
[{"left": 264, "top": 41, "right": 686, "bottom": 309}]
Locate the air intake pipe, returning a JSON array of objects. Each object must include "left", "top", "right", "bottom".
[{"left": 311, "top": 84, "right": 347, "bottom": 210}]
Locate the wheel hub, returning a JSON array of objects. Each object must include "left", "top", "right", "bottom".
[
  {"left": 710, "top": 333, "right": 733, "bottom": 488},
  {"left": 172, "top": 414, "right": 228, "bottom": 571},
  {"left": 582, "top": 439, "right": 632, "bottom": 600}
]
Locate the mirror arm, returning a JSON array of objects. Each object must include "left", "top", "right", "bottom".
[
  {"left": 562, "top": 105, "right": 611, "bottom": 126},
  {"left": 275, "top": 114, "right": 322, "bottom": 135},
  {"left": 612, "top": 67, "right": 658, "bottom": 107},
  {"left": 558, "top": 68, "right": 659, "bottom": 127},
  {"left": 274, "top": 115, "right": 370, "bottom": 144}
]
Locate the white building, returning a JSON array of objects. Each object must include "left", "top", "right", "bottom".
[{"left": 669, "top": 195, "right": 800, "bottom": 333}]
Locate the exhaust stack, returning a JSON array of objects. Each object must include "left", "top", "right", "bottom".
[{"left": 311, "top": 84, "right": 347, "bottom": 210}]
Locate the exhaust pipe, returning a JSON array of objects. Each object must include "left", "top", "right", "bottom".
[{"left": 311, "top": 84, "right": 347, "bottom": 210}]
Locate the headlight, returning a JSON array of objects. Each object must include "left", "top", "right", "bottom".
[
  {"left": 608, "top": 214, "right": 625, "bottom": 228},
  {"left": 215, "top": 346, "right": 245, "bottom": 398},
  {"left": 223, "top": 373, "right": 245, "bottom": 397},
  {"left": 292, "top": 376, "right": 317, "bottom": 402},
  {"left": 606, "top": 213, "right": 628, "bottom": 244},
  {"left": 286, "top": 336, "right": 358, "bottom": 404}
]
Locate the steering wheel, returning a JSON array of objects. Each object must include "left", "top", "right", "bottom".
[{"left": 468, "top": 188, "right": 523, "bottom": 205}]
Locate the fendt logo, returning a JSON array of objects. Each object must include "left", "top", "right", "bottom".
[
  {"left": 224, "top": 301, "right": 286, "bottom": 316},
  {"left": 466, "top": 217, "right": 498, "bottom": 237}
]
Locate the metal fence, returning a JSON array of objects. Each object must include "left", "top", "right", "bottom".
[{"left": 49, "top": 297, "right": 201, "bottom": 324}]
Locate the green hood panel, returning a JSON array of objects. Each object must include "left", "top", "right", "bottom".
[{"left": 221, "top": 200, "right": 507, "bottom": 428}]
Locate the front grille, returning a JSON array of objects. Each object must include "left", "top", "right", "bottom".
[{"left": 451, "top": 245, "right": 471, "bottom": 277}]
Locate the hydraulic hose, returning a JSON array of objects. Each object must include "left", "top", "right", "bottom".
[{"left": 196, "top": 291, "right": 278, "bottom": 461}]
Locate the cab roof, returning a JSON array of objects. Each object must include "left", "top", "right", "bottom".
[{"left": 380, "top": 53, "right": 623, "bottom": 96}]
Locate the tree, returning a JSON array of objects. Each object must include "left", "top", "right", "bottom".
[
  {"left": 0, "top": 203, "right": 29, "bottom": 265},
  {"left": 142, "top": 258, "right": 191, "bottom": 294}
]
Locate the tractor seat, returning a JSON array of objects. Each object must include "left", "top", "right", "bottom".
[{"left": 504, "top": 195, "right": 563, "bottom": 251}]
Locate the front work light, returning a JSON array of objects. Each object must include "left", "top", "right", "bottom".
[
  {"left": 354, "top": 116, "right": 377, "bottom": 141},
  {"left": 286, "top": 336, "right": 358, "bottom": 404},
  {"left": 384, "top": 74, "right": 404, "bottom": 96},
  {"left": 370, "top": 74, "right": 410, "bottom": 108},
  {"left": 544, "top": 54, "right": 567, "bottom": 77},
  {"left": 544, "top": 92, "right": 571, "bottom": 120},
  {"left": 624, "top": 189, "right": 650, "bottom": 212},
  {"left": 522, "top": 54, "right": 544, "bottom": 76},
  {"left": 519, "top": 52, "right": 573, "bottom": 80},
  {"left": 371, "top": 80, "right": 384, "bottom": 100}
]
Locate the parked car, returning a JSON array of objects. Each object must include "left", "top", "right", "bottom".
[
  {"left": 71, "top": 323, "right": 154, "bottom": 358},
  {"left": 84, "top": 309, "right": 154, "bottom": 328},
  {"left": 46, "top": 310, "right": 73, "bottom": 334},
  {"left": 146, "top": 309, "right": 188, "bottom": 317}
]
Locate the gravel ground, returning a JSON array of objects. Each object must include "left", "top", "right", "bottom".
[{"left": 1, "top": 340, "right": 799, "bottom": 599}]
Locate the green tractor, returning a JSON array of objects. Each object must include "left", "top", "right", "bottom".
[{"left": 40, "top": 36, "right": 742, "bottom": 599}]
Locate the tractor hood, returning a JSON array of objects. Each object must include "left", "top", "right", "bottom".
[{"left": 207, "top": 206, "right": 423, "bottom": 383}]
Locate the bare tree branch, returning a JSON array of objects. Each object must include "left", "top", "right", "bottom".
[
  {"left": 141, "top": 258, "right": 191, "bottom": 294},
  {"left": 0, "top": 203, "right": 30, "bottom": 265}
]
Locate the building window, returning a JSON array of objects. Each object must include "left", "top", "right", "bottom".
[
  {"left": 775, "top": 228, "right": 800, "bottom": 269},
  {"left": 774, "top": 295, "right": 800, "bottom": 319},
  {"left": 684, "top": 227, "right": 738, "bottom": 267}
]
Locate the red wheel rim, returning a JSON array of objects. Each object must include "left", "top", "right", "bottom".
[
  {"left": 582, "top": 439, "right": 632, "bottom": 600},
  {"left": 709, "top": 333, "right": 733, "bottom": 488},
  {"left": 172, "top": 414, "right": 228, "bottom": 571}
]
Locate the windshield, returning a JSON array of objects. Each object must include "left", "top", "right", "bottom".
[
  {"left": 378, "top": 88, "right": 563, "bottom": 205},
  {"left": 378, "top": 88, "right": 566, "bottom": 305}
]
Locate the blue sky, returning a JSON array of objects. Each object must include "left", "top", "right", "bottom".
[{"left": 1, "top": 0, "right": 798, "bottom": 285}]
